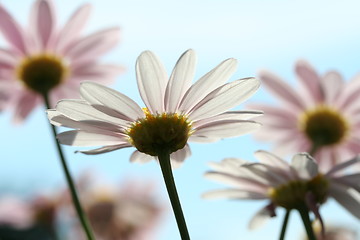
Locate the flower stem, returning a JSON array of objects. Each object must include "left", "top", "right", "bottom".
[
  {"left": 158, "top": 150, "right": 190, "bottom": 240},
  {"left": 297, "top": 205, "right": 317, "bottom": 240},
  {"left": 43, "top": 95, "right": 96, "bottom": 240},
  {"left": 279, "top": 210, "right": 291, "bottom": 240}
]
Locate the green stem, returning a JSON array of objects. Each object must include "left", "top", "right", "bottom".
[
  {"left": 158, "top": 150, "right": 190, "bottom": 240},
  {"left": 279, "top": 210, "right": 291, "bottom": 240},
  {"left": 43, "top": 95, "right": 96, "bottom": 240},
  {"left": 298, "top": 206, "right": 317, "bottom": 240}
]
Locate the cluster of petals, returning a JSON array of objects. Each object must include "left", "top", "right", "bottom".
[
  {"left": 203, "top": 150, "right": 360, "bottom": 229},
  {"left": 252, "top": 61, "right": 360, "bottom": 171},
  {"left": 48, "top": 49, "right": 262, "bottom": 166},
  {"left": 0, "top": 0, "right": 123, "bottom": 122}
]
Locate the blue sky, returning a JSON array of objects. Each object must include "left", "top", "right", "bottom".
[{"left": 1, "top": 0, "right": 360, "bottom": 239}]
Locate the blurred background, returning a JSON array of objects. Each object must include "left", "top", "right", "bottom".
[{"left": 1, "top": 0, "right": 360, "bottom": 239}]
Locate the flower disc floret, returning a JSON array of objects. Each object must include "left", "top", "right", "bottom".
[
  {"left": 127, "top": 112, "right": 192, "bottom": 156},
  {"left": 299, "top": 106, "right": 349, "bottom": 147},
  {"left": 17, "top": 54, "right": 68, "bottom": 94}
]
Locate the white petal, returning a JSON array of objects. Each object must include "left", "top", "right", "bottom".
[
  {"left": 193, "top": 110, "right": 263, "bottom": 128},
  {"left": 241, "top": 163, "right": 289, "bottom": 186},
  {"left": 179, "top": 58, "right": 237, "bottom": 113},
  {"left": 202, "top": 189, "right": 266, "bottom": 200},
  {"left": 188, "top": 135, "right": 219, "bottom": 143},
  {"left": 77, "top": 144, "right": 131, "bottom": 155},
  {"left": 55, "top": 99, "right": 129, "bottom": 127},
  {"left": 330, "top": 183, "right": 360, "bottom": 219},
  {"left": 327, "top": 156, "right": 360, "bottom": 176},
  {"left": 130, "top": 150, "right": 154, "bottom": 164},
  {"left": 189, "top": 78, "right": 260, "bottom": 121},
  {"left": 193, "top": 120, "right": 261, "bottom": 139},
  {"left": 248, "top": 206, "right": 273, "bottom": 230},
  {"left": 136, "top": 51, "right": 167, "bottom": 113},
  {"left": 170, "top": 144, "right": 191, "bottom": 168},
  {"left": 291, "top": 153, "right": 318, "bottom": 179},
  {"left": 254, "top": 150, "right": 295, "bottom": 179},
  {"left": 57, "top": 130, "right": 127, "bottom": 146},
  {"left": 80, "top": 82, "right": 144, "bottom": 120},
  {"left": 165, "top": 49, "right": 196, "bottom": 112}
]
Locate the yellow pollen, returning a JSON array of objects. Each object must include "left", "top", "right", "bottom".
[
  {"left": 298, "top": 105, "right": 349, "bottom": 147},
  {"left": 16, "top": 54, "right": 69, "bottom": 94},
  {"left": 127, "top": 109, "right": 192, "bottom": 156}
]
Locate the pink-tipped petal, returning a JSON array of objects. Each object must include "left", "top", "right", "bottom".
[
  {"left": 77, "top": 143, "right": 131, "bottom": 155},
  {"left": 291, "top": 153, "right": 318, "bottom": 179},
  {"left": 0, "top": 5, "right": 27, "bottom": 54},
  {"left": 80, "top": 82, "right": 144, "bottom": 121},
  {"left": 259, "top": 70, "right": 305, "bottom": 110},
  {"left": 165, "top": 49, "right": 196, "bottom": 112},
  {"left": 295, "top": 60, "right": 322, "bottom": 103},
  {"left": 31, "top": 0, "right": 55, "bottom": 48},
  {"left": 56, "top": 3, "right": 91, "bottom": 52},
  {"left": 57, "top": 130, "right": 127, "bottom": 146},
  {"left": 67, "top": 27, "right": 120, "bottom": 64},
  {"left": 136, "top": 51, "right": 167, "bottom": 113},
  {"left": 189, "top": 78, "right": 260, "bottom": 121},
  {"left": 179, "top": 58, "right": 237, "bottom": 113}
]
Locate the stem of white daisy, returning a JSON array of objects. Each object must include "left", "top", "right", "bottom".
[
  {"left": 43, "top": 95, "right": 96, "bottom": 240},
  {"left": 298, "top": 205, "right": 317, "bottom": 240},
  {"left": 279, "top": 210, "right": 291, "bottom": 240},
  {"left": 158, "top": 150, "right": 190, "bottom": 240}
]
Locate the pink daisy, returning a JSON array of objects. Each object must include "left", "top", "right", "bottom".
[
  {"left": 203, "top": 150, "right": 360, "bottom": 230},
  {"left": 47, "top": 49, "right": 261, "bottom": 166},
  {"left": 251, "top": 61, "right": 360, "bottom": 171},
  {"left": 0, "top": 0, "right": 123, "bottom": 123}
]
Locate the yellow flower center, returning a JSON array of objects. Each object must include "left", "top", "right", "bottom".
[
  {"left": 127, "top": 110, "right": 192, "bottom": 156},
  {"left": 16, "top": 54, "right": 69, "bottom": 94},
  {"left": 299, "top": 106, "right": 349, "bottom": 147},
  {"left": 268, "top": 174, "right": 329, "bottom": 209}
]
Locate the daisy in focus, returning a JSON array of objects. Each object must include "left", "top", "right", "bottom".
[
  {"left": 47, "top": 49, "right": 261, "bottom": 166},
  {"left": 203, "top": 150, "right": 360, "bottom": 230},
  {"left": 0, "top": 0, "right": 122, "bottom": 123},
  {"left": 252, "top": 61, "right": 360, "bottom": 170}
]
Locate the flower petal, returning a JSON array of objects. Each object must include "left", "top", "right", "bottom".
[
  {"left": 130, "top": 150, "right": 154, "bottom": 164},
  {"left": 136, "top": 51, "right": 167, "bottom": 113},
  {"left": 55, "top": 3, "right": 91, "bottom": 52},
  {"left": 165, "top": 49, "right": 196, "bottom": 112},
  {"left": 80, "top": 82, "right": 144, "bottom": 121},
  {"left": 170, "top": 144, "right": 191, "bottom": 168},
  {"left": 179, "top": 58, "right": 237, "bottom": 114},
  {"left": 71, "top": 63, "right": 125, "bottom": 84},
  {"left": 295, "top": 60, "right": 322, "bottom": 103},
  {"left": 193, "top": 120, "right": 261, "bottom": 139},
  {"left": 291, "top": 153, "right": 318, "bottom": 179},
  {"left": 202, "top": 189, "right": 266, "bottom": 200},
  {"left": 326, "top": 156, "right": 360, "bottom": 176},
  {"left": 329, "top": 183, "right": 360, "bottom": 219},
  {"left": 248, "top": 205, "right": 274, "bottom": 230},
  {"left": 254, "top": 150, "right": 294, "bottom": 177},
  {"left": 31, "top": 0, "right": 55, "bottom": 48},
  {"left": 66, "top": 27, "right": 120, "bottom": 64},
  {"left": 13, "top": 91, "right": 39, "bottom": 124},
  {"left": 321, "top": 71, "right": 343, "bottom": 105},
  {"left": 0, "top": 5, "right": 27, "bottom": 54},
  {"left": 259, "top": 70, "right": 305, "bottom": 110},
  {"left": 77, "top": 143, "right": 131, "bottom": 155},
  {"left": 189, "top": 78, "right": 260, "bottom": 121},
  {"left": 57, "top": 130, "right": 127, "bottom": 146}
]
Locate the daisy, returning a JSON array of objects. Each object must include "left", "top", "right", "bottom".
[
  {"left": 0, "top": 0, "right": 123, "bottom": 123},
  {"left": 47, "top": 49, "right": 262, "bottom": 166},
  {"left": 252, "top": 61, "right": 360, "bottom": 171},
  {"left": 203, "top": 150, "right": 360, "bottom": 234}
]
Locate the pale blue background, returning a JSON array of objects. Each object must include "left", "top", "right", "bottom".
[{"left": 1, "top": 0, "right": 360, "bottom": 239}]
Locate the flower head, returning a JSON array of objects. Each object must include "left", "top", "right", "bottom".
[
  {"left": 251, "top": 61, "right": 360, "bottom": 170},
  {"left": 0, "top": 0, "right": 123, "bottom": 123},
  {"left": 48, "top": 49, "right": 261, "bottom": 166},
  {"left": 203, "top": 150, "right": 360, "bottom": 229}
]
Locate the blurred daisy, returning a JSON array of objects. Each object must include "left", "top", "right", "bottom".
[
  {"left": 0, "top": 0, "right": 123, "bottom": 123},
  {"left": 203, "top": 150, "right": 360, "bottom": 230},
  {"left": 252, "top": 61, "right": 360, "bottom": 170},
  {"left": 48, "top": 49, "right": 261, "bottom": 166}
]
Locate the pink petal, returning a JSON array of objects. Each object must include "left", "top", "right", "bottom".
[
  {"left": 57, "top": 130, "right": 127, "bottom": 146},
  {"left": 13, "top": 91, "right": 40, "bottom": 124},
  {"left": 295, "top": 60, "right": 322, "bottom": 103},
  {"left": 71, "top": 63, "right": 125, "bottom": 85},
  {"left": 321, "top": 71, "right": 343, "bottom": 105},
  {"left": 259, "top": 70, "right": 305, "bottom": 110},
  {"left": 66, "top": 27, "right": 120, "bottom": 64},
  {"left": 0, "top": 5, "right": 27, "bottom": 54},
  {"left": 31, "top": 0, "right": 55, "bottom": 48},
  {"left": 55, "top": 3, "right": 92, "bottom": 52},
  {"left": 326, "top": 156, "right": 360, "bottom": 176},
  {"left": 0, "top": 48, "right": 18, "bottom": 67},
  {"left": 254, "top": 150, "right": 295, "bottom": 178},
  {"left": 189, "top": 78, "right": 260, "bottom": 121},
  {"left": 329, "top": 183, "right": 360, "bottom": 219},
  {"left": 179, "top": 58, "right": 237, "bottom": 114},
  {"left": 136, "top": 51, "right": 167, "bottom": 113},
  {"left": 77, "top": 143, "right": 131, "bottom": 155},
  {"left": 165, "top": 49, "right": 196, "bottom": 112}
]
